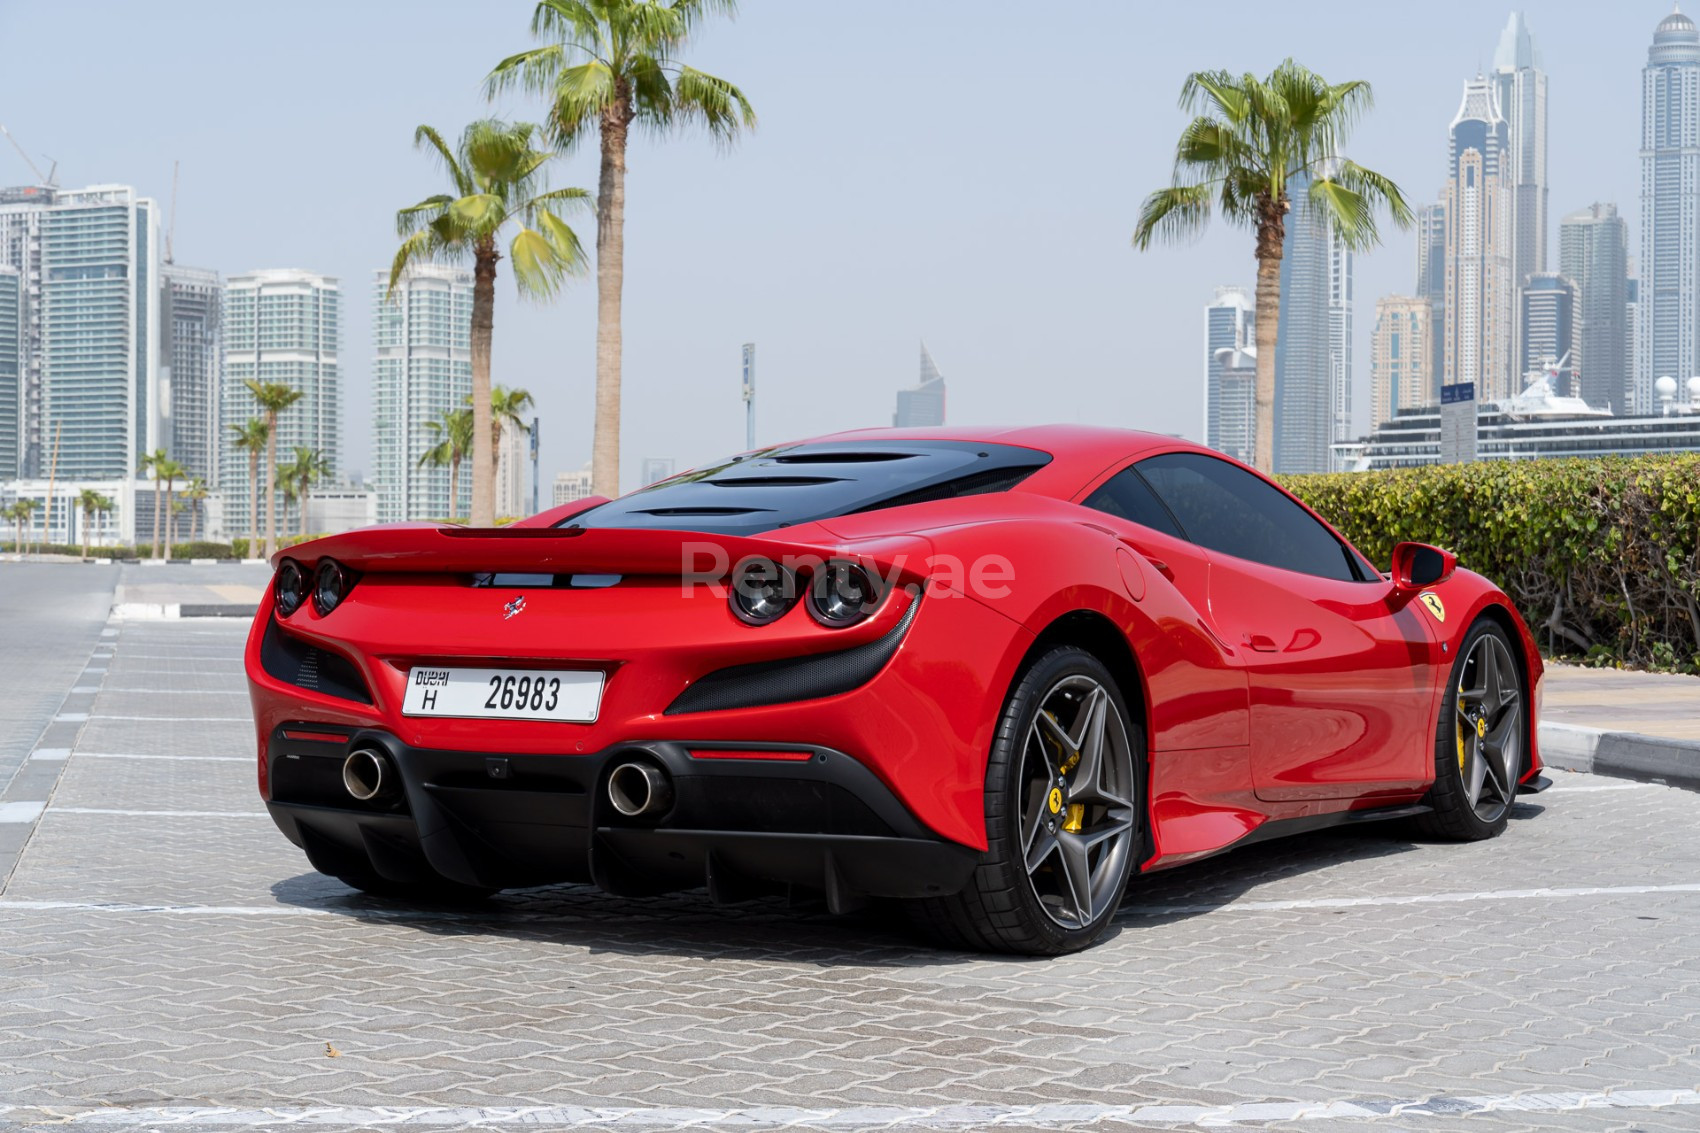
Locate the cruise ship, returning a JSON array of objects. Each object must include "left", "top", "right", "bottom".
[{"left": 1335, "top": 367, "right": 1700, "bottom": 471}]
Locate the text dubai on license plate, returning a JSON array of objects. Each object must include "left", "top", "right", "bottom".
[{"left": 402, "top": 667, "right": 605, "bottom": 722}]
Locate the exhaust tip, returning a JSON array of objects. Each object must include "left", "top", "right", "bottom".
[
  {"left": 608, "top": 760, "right": 674, "bottom": 818},
  {"left": 342, "top": 748, "right": 396, "bottom": 802}
]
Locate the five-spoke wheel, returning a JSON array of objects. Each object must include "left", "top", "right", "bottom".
[
  {"left": 909, "top": 646, "right": 1142, "bottom": 954},
  {"left": 1418, "top": 619, "right": 1526, "bottom": 840}
]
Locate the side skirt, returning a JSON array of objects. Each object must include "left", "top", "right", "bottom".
[{"left": 1144, "top": 801, "right": 1434, "bottom": 872}]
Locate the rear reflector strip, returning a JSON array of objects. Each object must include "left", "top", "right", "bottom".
[
  {"left": 688, "top": 748, "right": 814, "bottom": 762},
  {"left": 281, "top": 730, "right": 351, "bottom": 745}
]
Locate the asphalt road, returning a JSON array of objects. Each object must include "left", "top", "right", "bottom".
[{"left": 0, "top": 576, "right": 1698, "bottom": 1131}]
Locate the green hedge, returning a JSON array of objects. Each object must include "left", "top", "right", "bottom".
[{"left": 1283, "top": 455, "right": 1700, "bottom": 672}]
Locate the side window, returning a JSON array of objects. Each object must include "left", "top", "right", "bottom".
[
  {"left": 1082, "top": 467, "right": 1184, "bottom": 538},
  {"left": 1136, "top": 452, "right": 1360, "bottom": 581}
]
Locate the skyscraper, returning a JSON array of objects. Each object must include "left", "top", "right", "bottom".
[
  {"left": 1370, "top": 296, "right": 1433, "bottom": 429},
  {"left": 160, "top": 264, "right": 222, "bottom": 483},
  {"left": 893, "top": 342, "right": 946, "bottom": 426},
  {"left": 1415, "top": 199, "right": 1447, "bottom": 403},
  {"left": 219, "top": 269, "right": 341, "bottom": 538},
  {"left": 1518, "top": 273, "right": 1578, "bottom": 391},
  {"left": 1445, "top": 76, "right": 1514, "bottom": 402},
  {"left": 1492, "top": 10, "right": 1549, "bottom": 371},
  {"left": 1639, "top": 7, "right": 1700, "bottom": 415},
  {"left": 1204, "top": 286, "right": 1256, "bottom": 465},
  {"left": 0, "top": 185, "right": 162, "bottom": 480},
  {"left": 1274, "top": 170, "right": 1352, "bottom": 474},
  {"left": 0, "top": 265, "right": 19, "bottom": 477},
  {"left": 370, "top": 264, "right": 472, "bottom": 523},
  {"left": 1559, "top": 203, "right": 1630, "bottom": 413},
  {"left": 496, "top": 415, "right": 528, "bottom": 518}
]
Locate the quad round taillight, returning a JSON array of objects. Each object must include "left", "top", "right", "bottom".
[
  {"left": 729, "top": 557, "right": 798, "bottom": 625},
  {"left": 274, "top": 559, "right": 308, "bottom": 617},
  {"left": 312, "top": 559, "right": 353, "bottom": 616},
  {"left": 807, "top": 560, "right": 880, "bottom": 628}
]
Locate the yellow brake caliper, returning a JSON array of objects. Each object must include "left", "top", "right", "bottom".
[{"left": 1044, "top": 710, "right": 1088, "bottom": 833}]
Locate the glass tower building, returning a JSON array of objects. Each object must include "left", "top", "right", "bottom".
[
  {"left": 1559, "top": 203, "right": 1630, "bottom": 414},
  {"left": 1204, "top": 286, "right": 1255, "bottom": 465},
  {"left": 161, "top": 263, "right": 222, "bottom": 484},
  {"left": 371, "top": 264, "right": 472, "bottom": 523},
  {"left": 1518, "top": 273, "right": 1578, "bottom": 393},
  {"left": 1445, "top": 76, "right": 1514, "bottom": 402},
  {"left": 0, "top": 265, "right": 19, "bottom": 477},
  {"left": 893, "top": 342, "right": 946, "bottom": 427},
  {"left": 1492, "top": 11, "right": 1549, "bottom": 373},
  {"left": 1639, "top": 8, "right": 1700, "bottom": 415},
  {"left": 1273, "top": 169, "right": 1353, "bottom": 474},
  {"left": 218, "top": 269, "right": 341, "bottom": 538}
]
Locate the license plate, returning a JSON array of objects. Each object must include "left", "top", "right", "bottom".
[{"left": 402, "top": 667, "right": 604, "bottom": 722}]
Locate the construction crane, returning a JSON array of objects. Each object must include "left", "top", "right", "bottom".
[
  {"left": 0, "top": 124, "right": 57, "bottom": 187},
  {"left": 165, "top": 159, "right": 179, "bottom": 263}
]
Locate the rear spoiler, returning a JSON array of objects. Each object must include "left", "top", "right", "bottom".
[{"left": 270, "top": 524, "right": 931, "bottom": 583}]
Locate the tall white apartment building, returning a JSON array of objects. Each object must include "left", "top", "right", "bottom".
[{"left": 371, "top": 265, "right": 473, "bottom": 523}]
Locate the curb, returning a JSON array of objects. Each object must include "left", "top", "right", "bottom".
[
  {"left": 1539, "top": 721, "right": 1700, "bottom": 791},
  {"left": 111, "top": 602, "right": 257, "bottom": 621}
]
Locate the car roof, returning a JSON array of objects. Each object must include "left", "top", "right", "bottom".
[{"left": 791, "top": 424, "right": 1205, "bottom": 497}]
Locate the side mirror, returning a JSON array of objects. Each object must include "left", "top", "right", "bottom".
[{"left": 1391, "top": 542, "right": 1455, "bottom": 590}]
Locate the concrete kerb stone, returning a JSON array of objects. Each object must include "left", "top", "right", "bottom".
[{"left": 1538, "top": 721, "right": 1700, "bottom": 791}]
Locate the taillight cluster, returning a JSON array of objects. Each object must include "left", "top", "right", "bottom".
[
  {"left": 729, "top": 556, "right": 883, "bottom": 629},
  {"left": 273, "top": 557, "right": 356, "bottom": 618}
]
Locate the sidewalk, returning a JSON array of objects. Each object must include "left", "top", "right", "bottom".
[
  {"left": 110, "top": 562, "right": 269, "bottom": 619},
  {"left": 1540, "top": 662, "right": 1700, "bottom": 789}
]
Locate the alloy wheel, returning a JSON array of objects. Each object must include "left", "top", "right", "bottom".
[
  {"left": 1018, "top": 674, "right": 1137, "bottom": 929},
  {"left": 1454, "top": 631, "right": 1523, "bottom": 822}
]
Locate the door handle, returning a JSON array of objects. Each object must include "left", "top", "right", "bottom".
[{"left": 1243, "top": 633, "right": 1278, "bottom": 652}]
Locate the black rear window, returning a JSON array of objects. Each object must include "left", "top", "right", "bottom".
[{"left": 562, "top": 440, "right": 1052, "bottom": 534}]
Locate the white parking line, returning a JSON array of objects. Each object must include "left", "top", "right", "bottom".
[
  {"left": 1121, "top": 882, "right": 1700, "bottom": 916},
  {"left": 1542, "top": 781, "right": 1662, "bottom": 793},
  {"left": 49, "top": 808, "right": 267, "bottom": 819},
  {"left": 27, "top": 748, "right": 70, "bottom": 761},
  {"left": 1, "top": 1089, "right": 1696, "bottom": 1128},
  {"left": 88, "top": 715, "right": 250, "bottom": 723},
  {"left": 97, "top": 687, "right": 248, "bottom": 695},
  {"left": 72, "top": 752, "right": 248, "bottom": 763},
  {"left": 0, "top": 802, "right": 46, "bottom": 824}
]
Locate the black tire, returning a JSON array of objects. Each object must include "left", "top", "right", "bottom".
[
  {"left": 333, "top": 871, "right": 497, "bottom": 905},
  {"left": 909, "top": 646, "right": 1144, "bottom": 955},
  {"left": 1415, "top": 618, "right": 1526, "bottom": 841}
]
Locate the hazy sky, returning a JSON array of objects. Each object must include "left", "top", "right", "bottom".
[{"left": 0, "top": 1, "right": 1658, "bottom": 489}]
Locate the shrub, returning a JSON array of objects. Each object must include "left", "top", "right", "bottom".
[{"left": 1283, "top": 455, "right": 1700, "bottom": 672}]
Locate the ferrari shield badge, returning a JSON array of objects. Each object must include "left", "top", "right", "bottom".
[{"left": 1419, "top": 592, "right": 1446, "bottom": 622}]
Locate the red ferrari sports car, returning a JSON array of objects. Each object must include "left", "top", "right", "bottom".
[{"left": 246, "top": 425, "right": 1546, "bottom": 954}]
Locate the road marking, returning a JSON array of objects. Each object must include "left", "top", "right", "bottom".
[
  {"left": 1, "top": 1089, "right": 1696, "bottom": 1127},
  {"left": 0, "top": 802, "right": 47, "bottom": 824},
  {"left": 1121, "top": 883, "right": 1700, "bottom": 917},
  {"left": 87, "top": 715, "right": 250, "bottom": 723},
  {"left": 1542, "top": 782, "right": 1662, "bottom": 793},
  {"left": 5, "top": 882, "right": 1697, "bottom": 926},
  {"left": 54, "top": 713, "right": 89, "bottom": 722},
  {"left": 48, "top": 808, "right": 266, "bottom": 818},
  {"left": 97, "top": 687, "right": 248, "bottom": 695},
  {"left": 72, "top": 752, "right": 248, "bottom": 763},
  {"left": 28, "top": 748, "right": 70, "bottom": 761},
  {"left": 71, "top": 685, "right": 101, "bottom": 693}
]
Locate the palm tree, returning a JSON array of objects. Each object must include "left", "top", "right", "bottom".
[
  {"left": 418, "top": 407, "right": 475, "bottom": 521},
  {"left": 77, "top": 489, "right": 114, "bottom": 559},
  {"left": 8, "top": 498, "right": 37, "bottom": 554},
  {"left": 1133, "top": 61, "right": 1411, "bottom": 474},
  {"left": 486, "top": 385, "right": 535, "bottom": 508},
  {"left": 154, "top": 457, "right": 188, "bottom": 553},
  {"left": 283, "top": 447, "right": 330, "bottom": 538},
  {"left": 244, "top": 381, "right": 304, "bottom": 559},
  {"left": 487, "top": 0, "right": 755, "bottom": 498},
  {"left": 390, "top": 119, "right": 589, "bottom": 527},
  {"left": 139, "top": 448, "right": 167, "bottom": 558},
  {"left": 229, "top": 419, "right": 269, "bottom": 558},
  {"left": 181, "top": 478, "right": 208, "bottom": 543}
]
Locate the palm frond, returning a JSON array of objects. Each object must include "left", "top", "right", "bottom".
[
  {"left": 1132, "top": 183, "right": 1215, "bottom": 249},
  {"left": 413, "top": 125, "right": 472, "bottom": 197},
  {"left": 670, "top": 65, "right": 756, "bottom": 141},
  {"left": 1180, "top": 70, "right": 1250, "bottom": 126}
]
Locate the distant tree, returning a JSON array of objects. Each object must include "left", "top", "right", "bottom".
[
  {"left": 154, "top": 457, "right": 189, "bottom": 551},
  {"left": 488, "top": 0, "right": 755, "bottom": 499},
  {"left": 229, "top": 419, "right": 269, "bottom": 558},
  {"left": 181, "top": 478, "right": 208, "bottom": 543},
  {"left": 390, "top": 118, "right": 589, "bottom": 527},
  {"left": 283, "top": 447, "right": 330, "bottom": 538},
  {"left": 139, "top": 449, "right": 168, "bottom": 558},
  {"left": 244, "top": 381, "right": 304, "bottom": 559},
  {"left": 1133, "top": 60, "right": 1411, "bottom": 474},
  {"left": 77, "top": 489, "right": 114, "bottom": 559},
  {"left": 8, "top": 498, "right": 37, "bottom": 555},
  {"left": 484, "top": 385, "right": 534, "bottom": 508},
  {"left": 419, "top": 407, "right": 476, "bottom": 521}
]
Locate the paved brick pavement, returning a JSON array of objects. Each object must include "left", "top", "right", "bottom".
[{"left": 1, "top": 616, "right": 1699, "bottom": 1131}]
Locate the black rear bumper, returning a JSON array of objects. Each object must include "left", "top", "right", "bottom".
[{"left": 263, "top": 725, "right": 979, "bottom": 906}]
